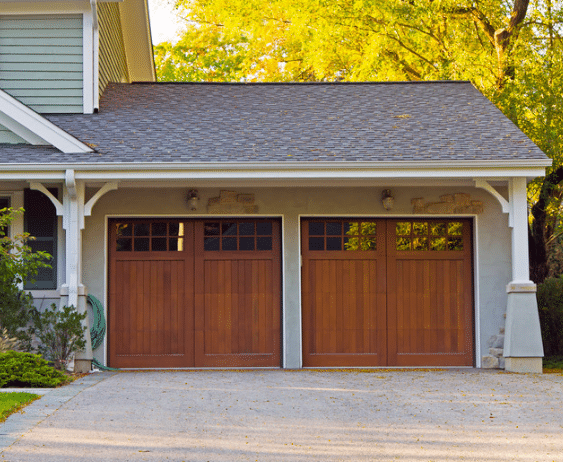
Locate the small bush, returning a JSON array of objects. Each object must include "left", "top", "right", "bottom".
[
  {"left": 30, "top": 304, "right": 87, "bottom": 370},
  {"left": 537, "top": 276, "right": 563, "bottom": 356},
  {"left": 0, "top": 351, "right": 68, "bottom": 388}
]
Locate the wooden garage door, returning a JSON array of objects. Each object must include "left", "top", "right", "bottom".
[
  {"left": 108, "top": 219, "right": 281, "bottom": 368},
  {"left": 302, "top": 218, "right": 474, "bottom": 367}
]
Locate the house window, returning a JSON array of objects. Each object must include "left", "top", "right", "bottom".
[{"left": 24, "top": 189, "right": 57, "bottom": 290}]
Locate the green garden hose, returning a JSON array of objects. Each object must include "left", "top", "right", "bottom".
[{"left": 87, "top": 294, "right": 119, "bottom": 371}]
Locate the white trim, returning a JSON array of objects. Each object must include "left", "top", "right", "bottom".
[
  {"left": 83, "top": 7, "right": 95, "bottom": 114},
  {"left": 0, "top": 112, "right": 47, "bottom": 145},
  {"left": 0, "top": 91, "right": 93, "bottom": 153},
  {"left": 28, "top": 182, "right": 64, "bottom": 215},
  {"left": 474, "top": 179, "right": 510, "bottom": 214},
  {"left": 473, "top": 215, "right": 481, "bottom": 368},
  {"left": 84, "top": 182, "right": 118, "bottom": 216}
]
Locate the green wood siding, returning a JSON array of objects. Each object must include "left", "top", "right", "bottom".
[
  {"left": 98, "top": 3, "right": 128, "bottom": 97},
  {"left": 0, "top": 15, "right": 83, "bottom": 113},
  {"left": 0, "top": 123, "right": 28, "bottom": 144}
]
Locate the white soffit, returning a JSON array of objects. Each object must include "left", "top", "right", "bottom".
[{"left": 0, "top": 90, "right": 93, "bottom": 153}]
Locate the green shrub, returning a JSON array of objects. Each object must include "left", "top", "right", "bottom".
[
  {"left": 30, "top": 304, "right": 87, "bottom": 371},
  {"left": 0, "top": 207, "right": 51, "bottom": 345},
  {"left": 537, "top": 276, "right": 563, "bottom": 356},
  {"left": 0, "top": 351, "right": 68, "bottom": 388}
]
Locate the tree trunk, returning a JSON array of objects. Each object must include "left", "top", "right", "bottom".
[{"left": 530, "top": 166, "right": 563, "bottom": 283}]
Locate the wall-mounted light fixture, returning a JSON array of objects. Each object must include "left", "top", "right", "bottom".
[
  {"left": 187, "top": 189, "right": 199, "bottom": 211},
  {"left": 381, "top": 189, "right": 394, "bottom": 211}
]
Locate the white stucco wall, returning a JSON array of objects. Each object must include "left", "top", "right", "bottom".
[{"left": 79, "top": 185, "right": 510, "bottom": 367}]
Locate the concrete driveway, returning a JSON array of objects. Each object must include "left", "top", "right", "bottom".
[{"left": 1, "top": 369, "right": 562, "bottom": 461}]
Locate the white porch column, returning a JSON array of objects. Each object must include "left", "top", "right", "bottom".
[
  {"left": 504, "top": 177, "right": 544, "bottom": 373},
  {"left": 60, "top": 170, "right": 93, "bottom": 373}
]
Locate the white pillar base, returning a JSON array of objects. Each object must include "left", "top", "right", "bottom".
[
  {"left": 504, "top": 357, "right": 543, "bottom": 373},
  {"left": 503, "top": 282, "right": 544, "bottom": 374}
]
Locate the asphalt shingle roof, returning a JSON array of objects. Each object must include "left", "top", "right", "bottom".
[{"left": 0, "top": 81, "right": 549, "bottom": 164}]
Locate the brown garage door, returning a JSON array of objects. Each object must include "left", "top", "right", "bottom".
[
  {"left": 302, "top": 218, "right": 474, "bottom": 367},
  {"left": 108, "top": 219, "right": 281, "bottom": 368}
]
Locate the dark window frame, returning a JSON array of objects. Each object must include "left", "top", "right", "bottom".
[{"left": 24, "top": 189, "right": 58, "bottom": 290}]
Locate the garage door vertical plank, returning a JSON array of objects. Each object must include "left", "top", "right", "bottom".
[
  {"left": 456, "top": 260, "right": 464, "bottom": 353},
  {"left": 362, "top": 260, "right": 370, "bottom": 354},
  {"left": 329, "top": 259, "right": 337, "bottom": 354},
  {"left": 130, "top": 261, "right": 139, "bottom": 355},
  {"left": 443, "top": 260, "right": 452, "bottom": 353},
  {"left": 135, "top": 261, "right": 144, "bottom": 356},
  {"left": 163, "top": 261, "right": 172, "bottom": 355},
  {"left": 217, "top": 259, "right": 225, "bottom": 355},
  {"left": 230, "top": 259, "right": 239, "bottom": 354},
  {"left": 257, "top": 259, "right": 266, "bottom": 354},
  {"left": 251, "top": 259, "right": 260, "bottom": 353},
  {"left": 322, "top": 259, "right": 330, "bottom": 355},
  {"left": 170, "top": 260, "right": 179, "bottom": 355},
  {"left": 435, "top": 260, "right": 445, "bottom": 353},
  {"left": 335, "top": 259, "right": 343, "bottom": 354},
  {"left": 312, "top": 260, "right": 320, "bottom": 355},
  {"left": 224, "top": 259, "right": 233, "bottom": 355},
  {"left": 423, "top": 260, "right": 431, "bottom": 354},
  {"left": 237, "top": 260, "right": 246, "bottom": 354}
]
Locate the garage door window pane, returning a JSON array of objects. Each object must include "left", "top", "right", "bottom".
[
  {"left": 222, "top": 237, "right": 237, "bottom": 250},
  {"left": 413, "top": 237, "right": 428, "bottom": 251},
  {"left": 134, "top": 224, "right": 150, "bottom": 236},
  {"left": 257, "top": 237, "right": 272, "bottom": 251},
  {"left": 204, "top": 223, "right": 220, "bottom": 236},
  {"left": 222, "top": 223, "right": 237, "bottom": 236},
  {"left": 239, "top": 222, "right": 255, "bottom": 235},
  {"left": 413, "top": 222, "right": 428, "bottom": 235},
  {"left": 396, "top": 222, "right": 411, "bottom": 235},
  {"left": 326, "top": 222, "right": 341, "bottom": 235},
  {"left": 309, "top": 237, "right": 324, "bottom": 251},
  {"left": 117, "top": 238, "right": 132, "bottom": 251},
  {"left": 396, "top": 237, "right": 411, "bottom": 251},
  {"left": 239, "top": 237, "right": 255, "bottom": 251},
  {"left": 257, "top": 222, "right": 272, "bottom": 235},
  {"left": 309, "top": 222, "right": 324, "bottom": 235},
  {"left": 430, "top": 237, "right": 447, "bottom": 251},
  {"left": 134, "top": 238, "right": 149, "bottom": 251},
  {"left": 116, "top": 223, "right": 133, "bottom": 237},
  {"left": 152, "top": 238, "right": 167, "bottom": 251},
  {"left": 204, "top": 237, "right": 220, "bottom": 251},
  {"left": 430, "top": 223, "right": 446, "bottom": 236},
  {"left": 448, "top": 222, "right": 463, "bottom": 236},
  {"left": 326, "top": 237, "right": 342, "bottom": 250},
  {"left": 152, "top": 223, "right": 167, "bottom": 236},
  {"left": 448, "top": 238, "right": 463, "bottom": 251}
]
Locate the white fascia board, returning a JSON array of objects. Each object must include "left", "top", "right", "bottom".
[
  {"left": 0, "top": 162, "right": 549, "bottom": 182},
  {"left": 0, "top": 90, "right": 93, "bottom": 154}
]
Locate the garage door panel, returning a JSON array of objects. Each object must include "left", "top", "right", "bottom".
[
  {"left": 194, "top": 220, "right": 281, "bottom": 367},
  {"left": 302, "top": 218, "right": 387, "bottom": 367},
  {"left": 110, "top": 258, "right": 191, "bottom": 368},
  {"left": 387, "top": 219, "right": 474, "bottom": 366}
]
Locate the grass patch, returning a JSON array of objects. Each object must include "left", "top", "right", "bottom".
[
  {"left": 543, "top": 356, "right": 563, "bottom": 373},
  {"left": 0, "top": 392, "right": 40, "bottom": 422}
]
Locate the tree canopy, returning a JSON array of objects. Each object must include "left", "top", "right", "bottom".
[{"left": 155, "top": 0, "right": 563, "bottom": 281}]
